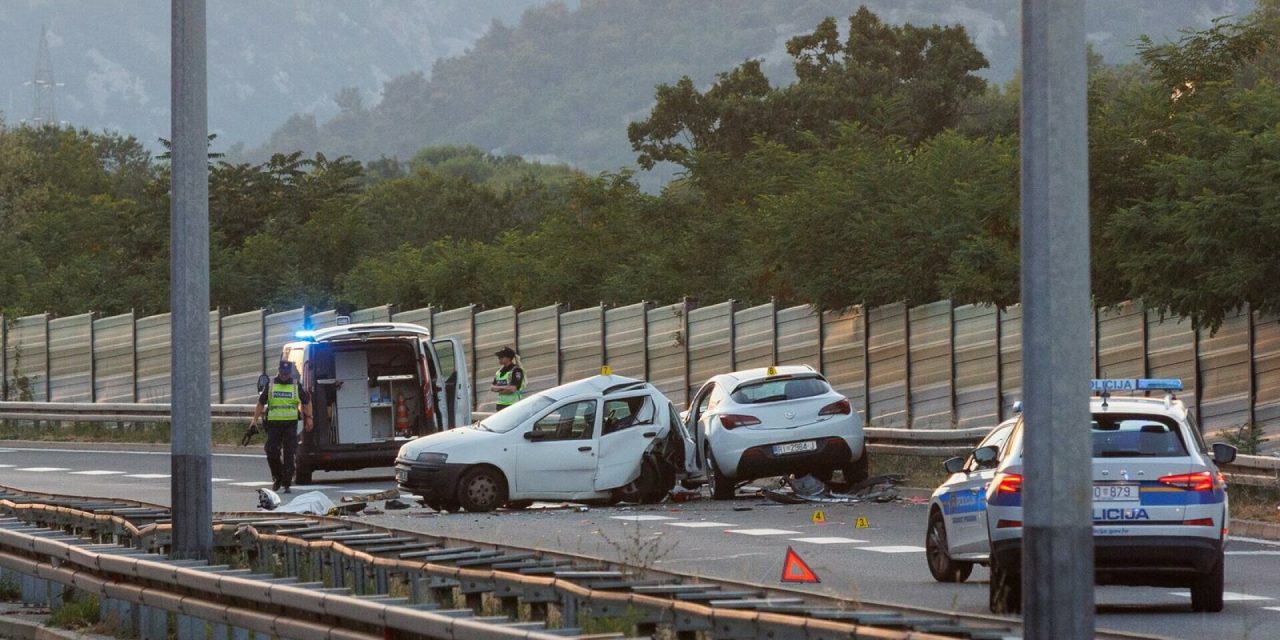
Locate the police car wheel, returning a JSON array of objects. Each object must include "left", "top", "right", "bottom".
[
  {"left": 989, "top": 556, "right": 1021, "bottom": 614},
  {"left": 457, "top": 467, "right": 507, "bottom": 513},
  {"left": 925, "top": 510, "right": 973, "bottom": 583},
  {"left": 1190, "top": 553, "right": 1225, "bottom": 612}
]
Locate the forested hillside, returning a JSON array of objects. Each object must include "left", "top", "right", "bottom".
[
  {"left": 5, "top": 4, "right": 1280, "bottom": 333},
  {"left": 258, "top": 0, "right": 1252, "bottom": 187}
]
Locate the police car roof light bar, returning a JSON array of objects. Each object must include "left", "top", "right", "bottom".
[{"left": 1091, "top": 378, "right": 1183, "bottom": 410}]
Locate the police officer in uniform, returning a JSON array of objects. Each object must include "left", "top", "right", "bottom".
[
  {"left": 250, "top": 360, "right": 312, "bottom": 493},
  {"left": 490, "top": 346, "right": 525, "bottom": 411}
]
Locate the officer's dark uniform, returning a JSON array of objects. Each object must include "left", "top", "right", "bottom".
[{"left": 256, "top": 365, "right": 310, "bottom": 492}]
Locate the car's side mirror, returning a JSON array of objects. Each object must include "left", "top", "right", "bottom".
[
  {"left": 1212, "top": 442, "right": 1237, "bottom": 465},
  {"left": 972, "top": 445, "right": 999, "bottom": 467},
  {"left": 256, "top": 373, "right": 271, "bottom": 393},
  {"left": 943, "top": 456, "right": 965, "bottom": 474}
]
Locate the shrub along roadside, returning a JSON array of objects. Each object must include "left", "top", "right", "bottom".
[{"left": 0, "top": 420, "right": 247, "bottom": 447}]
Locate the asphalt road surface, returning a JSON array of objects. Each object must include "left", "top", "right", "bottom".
[{"left": 0, "top": 442, "right": 1277, "bottom": 640}]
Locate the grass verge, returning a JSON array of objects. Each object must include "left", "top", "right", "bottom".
[
  {"left": 47, "top": 592, "right": 99, "bottom": 630},
  {"left": 0, "top": 420, "right": 247, "bottom": 446}
]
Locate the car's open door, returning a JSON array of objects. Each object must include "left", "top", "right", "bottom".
[
  {"left": 594, "top": 393, "right": 662, "bottom": 491},
  {"left": 430, "top": 337, "right": 472, "bottom": 427}
]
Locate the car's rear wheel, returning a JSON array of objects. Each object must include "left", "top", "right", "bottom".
[
  {"left": 925, "top": 510, "right": 973, "bottom": 583},
  {"left": 614, "top": 458, "right": 659, "bottom": 504},
  {"left": 706, "top": 452, "right": 734, "bottom": 500},
  {"left": 841, "top": 451, "right": 870, "bottom": 486},
  {"left": 457, "top": 467, "right": 507, "bottom": 513},
  {"left": 1190, "top": 552, "right": 1225, "bottom": 612},
  {"left": 989, "top": 554, "right": 1021, "bottom": 614}
]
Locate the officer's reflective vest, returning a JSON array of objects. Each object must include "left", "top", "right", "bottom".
[
  {"left": 494, "top": 368, "right": 523, "bottom": 406},
  {"left": 266, "top": 382, "right": 300, "bottom": 421}
]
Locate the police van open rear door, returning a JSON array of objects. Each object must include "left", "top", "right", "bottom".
[{"left": 429, "top": 337, "right": 472, "bottom": 428}]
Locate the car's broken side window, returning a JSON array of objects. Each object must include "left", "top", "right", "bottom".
[
  {"left": 531, "top": 400, "right": 597, "bottom": 440},
  {"left": 603, "top": 396, "right": 655, "bottom": 435}
]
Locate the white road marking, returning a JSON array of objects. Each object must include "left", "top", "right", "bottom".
[
  {"left": 125, "top": 474, "right": 169, "bottom": 479},
  {"left": 0, "top": 465, "right": 15, "bottom": 468},
  {"left": 16, "top": 467, "right": 70, "bottom": 472},
  {"left": 1228, "top": 535, "right": 1280, "bottom": 548},
  {"left": 1226, "top": 550, "right": 1280, "bottom": 556},
  {"left": 665, "top": 521, "right": 736, "bottom": 528},
  {"left": 726, "top": 528, "right": 801, "bottom": 536},
  {"left": 230, "top": 481, "right": 275, "bottom": 487},
  {"left": 856, "top": 545, "right": 926, "bottom": 554},
  {"left": 211, "top": 478, "right": 232, "bottom": 482},
  {"left": 69, "top": 470, "right": 126, "bottom": 475},
  {"left": 1169, "top": 592, "right": 1272, "bottom": 602},
  {"left": 791, "top": 536, "right": 868, "bottom": 545},
  {"left": 658, "top": 552, "right": 769, "bottom": 563},
  {"left": 1265, "top": 607, "right": 1280, "bottom": 612},
  {"left": 610, "top": 515, "right": 676, "bottom": 522}
]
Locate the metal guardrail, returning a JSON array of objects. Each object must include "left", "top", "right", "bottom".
[
  {"left": 0, "top": 485, "right": 1030, "bottom": 640},
  {"left": 3, "top": 403, "right": 1278, "bottom": 482}
]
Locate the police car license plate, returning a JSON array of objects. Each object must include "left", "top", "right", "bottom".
[
  {"left": 1093, "top": 483, "right": 1138, "bottom": 502},
  {"left": 773, "top": 440, "right": 818, "bottom": 456}
]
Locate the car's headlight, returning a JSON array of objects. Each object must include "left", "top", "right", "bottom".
[{"left": 416, "top": 452, "right": 447, "bottom": 465}]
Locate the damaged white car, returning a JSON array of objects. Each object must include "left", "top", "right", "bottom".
[{"left": 394, "top": 374, "right": 696, "bottom": 512}]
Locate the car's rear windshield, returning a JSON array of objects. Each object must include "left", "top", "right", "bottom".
[
  {"left": 1092, "top": 414, "right": 1188, "bottom": 458},
  {"left": 730, "top": 376, "right": 830, "bottom": 404}
]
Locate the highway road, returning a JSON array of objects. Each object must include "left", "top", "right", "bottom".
[{"left": 1, "top": 442, "right": 1277, "bottom": 639}]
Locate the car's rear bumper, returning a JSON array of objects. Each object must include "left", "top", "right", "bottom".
[
  {"left": 991, "top": 534, "right": 1223, "bottom": 586},
  {"left": 730, "top": 436, "right": 854, "bottom": 481}
]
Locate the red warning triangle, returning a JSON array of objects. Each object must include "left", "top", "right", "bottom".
[{"left": 780, "top": 546, "right": 820, "bottom": 584}]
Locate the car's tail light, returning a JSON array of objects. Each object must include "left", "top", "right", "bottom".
[
  {"left": 1182, "top": 517, "right": 1215, "bottom": 527},
  {"left": 1158, "top": 471, "right": 1214, "bottom": 491},
  {"left": 997, "top": 519, "right": 1022, "bottom": 529},
  {"left": 819, "top": 399, "right": 852, "bottom": 416},
  {"left": 994, "top": 473, "right": 1023, "bottom": 494},
  {"left": 719, "top": 414, "right": 761, "bottom": 430}
]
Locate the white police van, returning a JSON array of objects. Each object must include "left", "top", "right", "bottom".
[
  {"left": 984, "top": 379, "right": 1236, "bottom": 614},
  {"left": 925, "top": 417, "right": 1018, "bottom": 582}
]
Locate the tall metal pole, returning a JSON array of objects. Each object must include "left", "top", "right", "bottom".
[
  {"left": 170, "top": 0, "right": 211, "bottom": 560},
  {"left": 1020, "top": 0, "right": 1093, "bottom": 636}
]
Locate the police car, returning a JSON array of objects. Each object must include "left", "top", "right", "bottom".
[
  {"left": 925, "top": 417, "right": 1018, "bottom": 582},
  {"left": 984, "top": 379, "right": 1236, "bottom": 614}
]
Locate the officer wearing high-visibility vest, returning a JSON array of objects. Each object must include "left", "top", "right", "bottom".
[
  {"left": 250, "top": 360, "right": 312, "bottom": 493},
  {"left": 490, "top": 346, "right": 525, "bottom": 411}
]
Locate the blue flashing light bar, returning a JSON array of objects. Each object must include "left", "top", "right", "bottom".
[
  {"left": 294, "top": 330, "right": 316, "bottom": 340},
  {"left": 1091, "top": 378, "right": 1183, "bottom": 393}
]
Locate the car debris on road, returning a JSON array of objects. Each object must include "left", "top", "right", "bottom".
[{"left": 763, "top": 473, "right": 904, "bottom": 505}]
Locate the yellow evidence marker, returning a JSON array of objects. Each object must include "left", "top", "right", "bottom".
[
  {"left": 855, "top": 516, "right": 870, "bottom": 529},
  {"left": 601, "top": 365, "right": 613, "bottom": 375},
  {"left": 811, "top": 510, "right": 826, "bottom": 524}
]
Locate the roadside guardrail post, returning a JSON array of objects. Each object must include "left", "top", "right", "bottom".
[
  {"left": 331, "top": 552, "right": 345, "bottom": 588},
  {"left": 353, "top": 560, "right": 367, "bottom": 595},
  {"left": 560, "top": 592, "right": 578, "bottom": 628},
  {"left": 139, "top": 604, "right": 168, "bottom": 640},
  {"left": 20, "top": 573, "right": 46, "bottom": 605},
  {"left": 176, "top": 613, "right": 204, "bottom": 639},
  {"left": 374, "top": 566, "right": 389, "bottom": 595}
]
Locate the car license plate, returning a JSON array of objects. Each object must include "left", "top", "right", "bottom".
[
  {"left": 396, "top": 469, "right": 408, "bottom": 483},
  {"left": 773, "top": 440, "right": 818, "bottom": 456},
  {"left": 1093, "top": 483, "right": 1138, "bottom": 502}
]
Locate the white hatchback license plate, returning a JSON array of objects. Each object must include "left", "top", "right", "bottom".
[
  {"left": 773, "top": 440, "right": 818, "bottom": 456},
  {"left": 1093, "top": 483, "right": 1139, "bottom": 502}
]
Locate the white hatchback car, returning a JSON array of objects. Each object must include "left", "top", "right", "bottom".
[
  {"left": 925, "top": 417, "right": 1018, "bottom": 583},
  {"left": 394, "top": 374, "right": 694, "bottom": 512},
  {"left": 686, "top": 366, "right": 866, "bottom": 499},
  {"left": 985, "top": 379, "right": 1236, "bottom": 614}
]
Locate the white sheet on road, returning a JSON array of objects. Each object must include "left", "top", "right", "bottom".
[{"left": 271, "top": 491, "right": 336, "bottom": 515}]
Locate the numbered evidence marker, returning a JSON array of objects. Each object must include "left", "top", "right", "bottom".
[
  {"left": 811, "top": 510, "right": 826, "bottom": 524},
  {"left": 780, "top": 546, "right": 820, "bottom": 584},
  {"left": 855, "top": 516, "right": 870, "bottom": 529}
]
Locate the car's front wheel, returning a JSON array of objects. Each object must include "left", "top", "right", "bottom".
[
  {"left": 457, "top": 467, "right": 507, "bottom": 513},
  {"left": 1190, "top": 552, "right": 1225, "bottom": 612},
  {"left": 925, "top": 510, "right": 973, "bottom": 583},
  {"left": 614, "top": 458, "right": 659, "bottom": 504},
  {"left": 706, "top": 452, "right": 734, "bottom": 500}
]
